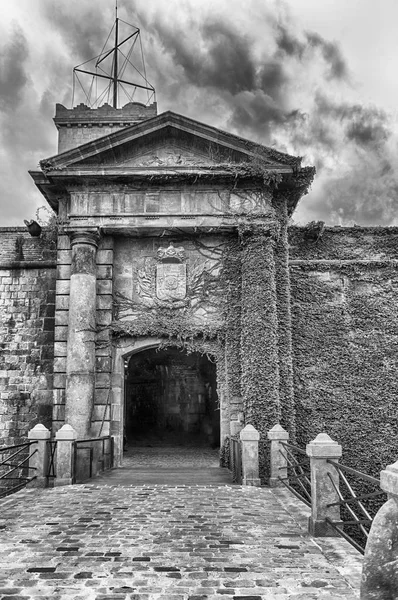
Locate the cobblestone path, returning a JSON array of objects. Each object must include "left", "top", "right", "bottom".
[{"left": 0, "top": 479, "right": 362, "bottom": 600}]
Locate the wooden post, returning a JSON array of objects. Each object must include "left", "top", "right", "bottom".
[
  {"left": 306, "top": 433, "right": 342, "bottom": 536},
  {"left": 240, "top": 424, "right": 261, "bottom": 487},
  {"left": 268, "top": 424, "right": 289, "bottom": 488}
]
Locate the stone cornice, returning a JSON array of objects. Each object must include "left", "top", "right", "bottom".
[{"left": 40, "top": 111, "right": 303, "bottom": 171}]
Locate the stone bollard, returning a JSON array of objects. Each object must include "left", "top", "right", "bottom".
[
  {"left": 55, "top": 424, "right": 77, "bottom": 486},
  {"left": 267, "top": 424, "right": 289, "bottom": 488},
  {"left": 27, "top": 424, "right": 51, "bottom": 488},
  {"left": 360, "top": 460, "right": 398, "bottom": 599},
  {"left": 306, "top": 433, "right": 342, "bottom": 536},
  {"left": 240, "top": 424, "right": 261, "bottom": 487}
]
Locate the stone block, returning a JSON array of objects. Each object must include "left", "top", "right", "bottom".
[
  {"left": 95, "top": 356, "right": 112, "bottom": 372},
  {"left": 54, "top": 326, "right": 68, "bottom": 341},
  {"left": 53, "top": 357, "right": 67, "bottom": 373},
  {"left": 56, "top": 280, "right": 70, "bottom": 295},
  {"left": 96, "top": 295, "right": 113, "bottom": 310},
  {"left": 53, "top": 373, "right": 66, "bottom": 388},
  {"left": 95, "top": 372, "right": 111, "bottom": 388},
  {"left": 53, "top": 389, "right": 65, "bottom": 404},
  {"left": 97, "top": 265, "right": 113, "bottom": 280},
  {"left": 55, "top": 295, "right": 69, "bottom": 310},
  {"left": 55, "top": 311, "right": 69, "bottom": 326},
  {"left": 92, "top": 404, "right": 110, "bottom": 421},
  {"left": 95, "top": 345, "right": 112, "bottom": 357},
  {"left": 97, "top": 280, "right": 112, "bottom": 294},
  {"left": 57, "top": 250, "right": 71, "bottom": 265},
  {"left": 57, "top": 264, "right": 71, "bottom": 280},
  {"left": 96, "top": 310, "right": 112, "bottom": 326},
  {"left": 57, "top": 235, "right": 71, "bottom": 250},
  {"left": 53, "top": 404, "right": 65, "bottom": 420},
  {"left": 54, "top": 342, "right": 67, "bottom": 357},
  {"left": 96, "top": 249, "right": 114, "bottom": 264}
]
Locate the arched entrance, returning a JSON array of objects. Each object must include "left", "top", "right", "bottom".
[{"left": 124, "top": 347, "right": 219, "bottom": 447}]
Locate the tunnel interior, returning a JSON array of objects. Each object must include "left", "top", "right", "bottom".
[{"left": 124, "top": 347, "right": 219, "bottom": 447}]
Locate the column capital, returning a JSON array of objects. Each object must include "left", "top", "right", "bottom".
[
  {"left": 66, "top": 228, "right": 101, "bottom": 248},
  {"left": 237, "top": 219, "right": 280, "bottom": 243}
]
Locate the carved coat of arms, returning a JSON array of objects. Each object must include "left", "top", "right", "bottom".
[{"left": 156, "top": 243, "right": 187, "bottom": 304}]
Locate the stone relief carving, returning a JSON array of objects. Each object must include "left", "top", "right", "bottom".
[
  {"left": 134, "top": 244, "right": 215, "bottom": 311},
  {"left": 122, "top": 147, "right": 208, "bottom": 167}
]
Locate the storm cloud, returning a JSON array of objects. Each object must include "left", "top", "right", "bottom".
[{"left": 0, "top": 0, "right": 397, "bottom": 226}]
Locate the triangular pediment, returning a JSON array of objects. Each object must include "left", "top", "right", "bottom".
[{"left": 39, "top": 111, "right": 302, "bottom": 172}]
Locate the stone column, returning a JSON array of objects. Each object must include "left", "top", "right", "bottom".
[
  {"left": 240, "top": 424, "right": 261, "bottom": 487},
  {"left": 28, "top": 423, "right": 51, "bottom": 488},
  {"left": 55, "top": 424, "right": 77, "bottom": 486},
  {"left": 268, "top": 424, "right": 289, "bottom": 488},
  {"left": 240, "top": 226, "right": 280, "bottom": 441},
  {"left": 65, "top": 229, "right": 100, "bottom": 438},
  {"left": 360, "top": 460, "right": 398, "bottom": 598},
  {"left": 306, "top": 433, "right": 342, "bottom": 536}
]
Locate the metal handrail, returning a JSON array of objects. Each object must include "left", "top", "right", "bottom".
[
  {"left": 46, "top": 440, "right": 57, "bottom": 479},
  {"left": 326, "top": 459, "right": 387, "bottom": 554},
  {"left": 0, "top": 441, "right": 38, "bottom": 498},
  {"left": 277, "top": 441, "right": 311, "bottom": 507},
  {"left": 72, "top": 435, "right": 114, "bottom": 483}
]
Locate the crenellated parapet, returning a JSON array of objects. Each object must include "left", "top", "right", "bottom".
[{"left": 54, "top": 101, "right": 157, "bottom": 153}]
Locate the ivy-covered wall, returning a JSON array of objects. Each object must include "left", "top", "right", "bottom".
[{"left": 289, "top": 226, "right": 398, "bottom": 477}]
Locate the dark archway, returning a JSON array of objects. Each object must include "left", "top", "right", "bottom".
[{"left": 124, "top": 347, "right": 219, "bottom": 447}]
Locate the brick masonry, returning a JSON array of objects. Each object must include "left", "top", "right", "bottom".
[{"left": 0, "top": 228, "right": 56, "bottom": 445}]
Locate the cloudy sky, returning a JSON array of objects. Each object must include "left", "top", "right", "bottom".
[{"left": 1, "top": 0, "right": 398, "bottom": 226}]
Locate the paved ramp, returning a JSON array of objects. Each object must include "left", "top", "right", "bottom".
[
  {"left": 93, "top": 446, "right": 232, "bottom": 486},
  {"left": 0, "top": 476, "right": 362, "bottom": 599}
]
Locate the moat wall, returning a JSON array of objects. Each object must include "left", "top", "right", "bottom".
[
  {"left": 1, "top": 225, "right": 398, "bottom": 482},
  {"left": 289, "top": 226, "right": 398, "bottom": 477}
]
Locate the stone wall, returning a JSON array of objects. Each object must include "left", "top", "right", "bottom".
[
  {"left": 0, "top": 228, "right": 56, "bottom": 445},
  {"left": 289, "top": 226, "right": 398, "bottom": 477}
]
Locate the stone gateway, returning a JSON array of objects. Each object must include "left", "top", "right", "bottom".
[{"left": 1, "top": 100, "right": 398, "bottom": 483}]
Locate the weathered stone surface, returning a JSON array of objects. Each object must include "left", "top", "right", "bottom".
[
  {"left": 361, "top": 498, "right": 398, "bottom": 598},
  {"left": 307, "top": 434, "right": 342, "bottom": 536}
]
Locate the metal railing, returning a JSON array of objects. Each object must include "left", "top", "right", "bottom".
[
  {"left": 278, "top": 441, "right": 311, "bottom": 507},
  {"left": 46, "top": 440, "right": 57, "bottom": 480},
  {"left": 229, "top": 436, "right": 242, "bottom": 484},
  {"left": 325, "top": 460, "right": 387, "bottom": 554},
  {"left": 72, "top": 435, "right": 114, "bottom": 484},
  {"left": 0, "top": 441, "right": 38, "bottom": 498}
]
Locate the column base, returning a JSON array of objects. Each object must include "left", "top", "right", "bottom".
[{"left": 243, "top": 477, "right": 261, "bottom": 487}]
